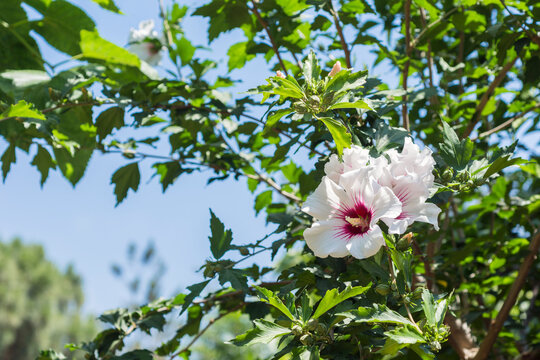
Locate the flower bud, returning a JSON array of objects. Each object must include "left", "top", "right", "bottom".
[
  {"left": 300, "top": 334, "right": 313, "bottom": 346},
  {"left": 306, "top": 318, "right": 318, "bottom": 331},
  {"left": 397, "top": 232, "right": 413, "bottom": 250},
  {"left": 315, "top": 323, "right": 327, "bottom": 336},
  {"left": 276, "top": 70, "right": 286, "bottom": 79},
  {"left": 239, "top": 247, "right": 249, "bottom": 256},
  {"left": 291, "top": 324, "right": 303, "bottom": 336},
  {"left": 441, "top": 168, "right": 454, "bottom": 182},
  {"left": 375, "top": 284, "right": 391, "bottom": 296},
  {"left": 328, "top": 61, "right": 342, "bottom": 77}
]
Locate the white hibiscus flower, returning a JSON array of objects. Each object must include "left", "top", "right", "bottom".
[
  {"left": 302, "top": 168, "right": 402, "bottom": 259},
  {"left": 324, "top": 145, "right": 370, "bottom": 183},
  {"left": 128, "top": 20, "right": 163, "bottom": 66}
]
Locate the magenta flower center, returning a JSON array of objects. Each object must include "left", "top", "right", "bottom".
[{"left": 336, "top": 202, "right": 373, "bottom": 239}]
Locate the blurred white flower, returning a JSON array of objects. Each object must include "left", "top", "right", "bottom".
[
  {"left": 128, "top": 19, "right": 163, "bottom": 66},
  {"left": 302, "top": 168, "right": 402, "bottom": 259}
]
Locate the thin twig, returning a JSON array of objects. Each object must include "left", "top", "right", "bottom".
[
  {"left": 401, "top": 0, "right": 412, "bottom": 132},
  {"left": 249, "top": 1, "right": 288, "bottom": 75},
  {"left": 475, "top": 102, "right": 540, "bottom": 139},
  {"left": 474, "top": 231, "right": 540, "bottom": 360},
  {"left": 462, "top": 56, "right": 518, "bottom": 139},
  {"left": 328, "top": 1, "right": 351, "bottom": 68},
  {"left": 409, "top": 8, "right": 459, "bottom": 48},
  {"left": 419, "top": 8, "right": 439, "bottom": 108},
  {"left": 170, "top": 303, "right": 245, "bottom": 359},
  {"left": 246, "top": 171, "right": 301, "bottom": 203}
]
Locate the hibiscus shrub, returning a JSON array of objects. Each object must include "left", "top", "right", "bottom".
[{"left": 1, "top": 0, "right": 539, "bottom": 359}]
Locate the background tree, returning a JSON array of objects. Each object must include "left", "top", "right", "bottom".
[{"left": 0, "top": 239, "right": 97, "bottom": 360}]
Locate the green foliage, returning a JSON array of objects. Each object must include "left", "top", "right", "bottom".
[
  {"left": 2, "top": 0, "right": 540, "bottom": 359},
  {"left": 0, "top": 239, "right": 96, "bottom": 360}
]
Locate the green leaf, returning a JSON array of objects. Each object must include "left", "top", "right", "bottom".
[
  {"left": 254, "top": 286, "right": 296, "bottom": 321},
  {"left": 91, "top": 0, "right": 121, "bottom": 13},
  {"left": 318, "top": 117, "right": 352, "bottom": 156},
  {"left": 218, "top": 268, "right": 248, "bottom": 291},
  {"left": 33, "top": 0, "right": 96, "bottom": 55},
  {"left": 208, "top": 209, "right": 233, "bottom": 259},
  {"left": 1, "top": 143, "right": 16, "bottom": 181},
  {"left": 153, "top": 161, "right": 183, "bottom": 192},
  {"left": 31, "top": 145, "right": 55, "bottom": 186},
  {"left": 37, "top": 350, "right": 66, "bottom": 360},
  {"left": 80, "top": 30, "right": 140, "bottom": 67},
  {"left": 230, "top": 319, "right": 291, "bottom": 346},
  {"left": 421, "top": 289, "right": 437, "bottom": 327},
  {"left": 111, "top": 162, "right": 140, "bottom": 205},
  {"left": 266, "top": 108, "right": 293, "bottom": 129},
  {"left": 482, "top": 155, "right": 527, "bottom": 179},
  {"left": 385, "top": 325, "right": 425, "bottom": 344},
  {"left": 312, "top": 284, "right": 371, "bottom": 319},
  {"left": 439, "top": 122, "right": 474, "bottom": 170},
  {"left": 181, "top": 280, "right": 211, "bottom": 313},
  {"left": 53, "top": 148, "right": 92, "bottom": 187},
  {"left": 1, "top": 100, "right": 45, "bottom": 121},
  {"left": 176, "top": 36, "right": 196, "bottom": 66},
  {"left": 367, "top": 120, "right": 408, "bottom": 153},
  {"left": 339, "top": 305, "right": 415, "bottom": 327},
  {"left": 95, "top": 107, "right": 124, "bottom": 141},
  {"left": 328, "top": 99, "right": 372, "bottom": 110},
  {"left": 227, "top": 42, "right": 255, "bottom": 71},
  {"left": 303, "top": 51, "right": 320, "bottom": 87}
]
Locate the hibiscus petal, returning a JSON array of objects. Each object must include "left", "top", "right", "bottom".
[
  {"left": 346, "top": 225, "right": 385, "bottom": 259},
  {"left": 370, "top": 186, "right": 402, "bottom": 223},
  {"left": 381, "top": 217, "right": 410, "bottom": 235},
  {"left": 302, "top": 177, "right": 349, "bottom": 220},
  {"left": 304, "top": 219, "right": 349, "bottom": 258}
]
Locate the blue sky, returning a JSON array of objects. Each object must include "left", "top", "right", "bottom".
[{"left": 1, "top": 0, "right": 535, "bottom": 315}]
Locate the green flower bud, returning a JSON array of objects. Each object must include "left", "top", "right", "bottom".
[
  {"left": 397, "top": 232, "right": 413, "bottom": 251},
  {"left": 300, "top": 334, "right": 313, "bottom": 346},
  {"left": 291, "top": 324, "right": 303, "bottom": 336},
  {"left": 315, "top": 323, "right": 327, "bottom": 336},
  {"left": 441, "top": 168, "right": 454, "bottom": 182},
  {"left": 375, "top": 284, "right": 391, "bottom": 296},
  {"left": 306, "top": 318, "right": 318, "bottom": 331},
  {"left": 239, "top": 247, "right": 249, "bottom": 256}
]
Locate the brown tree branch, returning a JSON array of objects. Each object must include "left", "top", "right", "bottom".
[
  {"left": 328, "top": 1, "right": 351, "bottom": 68},
  {"left": 475, "top": 102, "right": 540, "bottom": 139},
  {"left": 474, "top": 231, "right": 540, "bottom": 360},
  {"left": 462, "top": 56, "right": 518, "bottom": 139},
  {"left": 419, "top": 8, "right": 439, "bottom": 108},
  {"left": 401, "top": 0, "right": 412, "bottom": 132},
  {"left": 249, "top": 1, "right": 288, "bottom": 75}
]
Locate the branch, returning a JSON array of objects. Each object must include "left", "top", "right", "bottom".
[
  {"left": 246, "top": 170, "right": 301, "bottom": 203},
  {"left": 419, "top": 8, "right": 439, "bottom": 109},
  {"left": 328, "top": 1, "right": 352, "bottom": 68},
  {"left": 401, "top": 0, "right": 412, "bottom": 132},
  {"left": 462, "top": 56, "right": 518, "bottom": 139},
  {"left": 475, "top": 102, "right": 540, "bottom": 139},
  {"left": 474, "top": 231, "right": 540, "bottom": 360},
  {"left": 409, "top": 8, "right": 458, "bottom": 49},
  {"left": 249, "top": 1, "right": 288, "bottom": 75},
  {"left": 170, "top": 303, "right": 245, "bottom": 359}
]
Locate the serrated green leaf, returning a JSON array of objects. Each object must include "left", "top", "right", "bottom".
[
  {"left": 111, "top": 162, "right": 140, "bottom": 205},
  {"left": 1, "top": 143, "right": 16, "bottom": 181},
  {"left": 91, "top": 0, "right": 121, "bottom": 13},
  {"left": 153, "top": 161, "right": 183, "bottom": 192},
  {"left": 111, "top": 350, "right": 153, "bottom": 360},
  {"left": 31, "top": 145, "right": 55, "bottom": 186},
  {"left": 266, "top": 108, "right": 292, "bottom": 129},
  {"left": 254, "top": 286, "right": 295, "bottom": 321},
  {"left": 176, "top": 36, "right": 196, "bottom": 66},
  {"left": 208, "top": 209, "right": 233, "bottom": 259},
  {"left": 80, "top": 30, "right": 140, "bottom": 67},
  {"left": 421, "top": 289, "right": 437, "bottom": 327},
  {"left": 312, "top": 283, "right": 371, "bottom": 319},
  {"left": 95, "top": 107, "right": 124, "bottom": 141},
  {"left": 339, "top": 305, "right": 415, "bottom": 326},
  {"left": 218, "top": 268, "right": 248, "bottom": 291},
  {"left": 385, "top": 325, "right": 425, "bottom": 344},
  {"left": 1, "top": 100, "right": 45, "bottom": 121},
  {"left": 181, "top": 280, "right": 210, "bottom": 313},
  {"left": 303, "top": 51, "right": 320, "bottom": 86},
  {"left": 230, "top": 319, "right": 291, "bottom": 346},
  {"left": 318, "top": 117, "right": 352, "bottom": 156},
  {"left": 328, "top": 99, "right": 371, "bottom": 110},
  {"left": 439, "top": 122, "right": 473, "bottom": 170},
  {"left": 482, "top": 155, "right": 527, "bottom": 179},
  {"left": 53, "top": 148, "right": 92, "bottom": 187}
]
